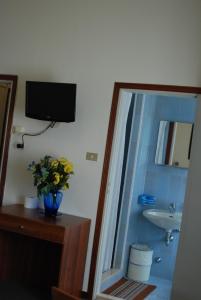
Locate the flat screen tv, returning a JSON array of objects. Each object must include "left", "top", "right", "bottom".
[{"left": 25, "top": 81, "right": 76, "bottom": 122}]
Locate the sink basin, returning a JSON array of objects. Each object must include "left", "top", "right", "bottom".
[{"left": 143, "top": 209, "right": 182, "bottom": 232}]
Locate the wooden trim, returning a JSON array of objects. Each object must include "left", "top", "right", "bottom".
[
  {"left": 52, "top": 287, "right": 81, "bottom": 300},
  {"left": 114, "top": 82, "right": 201, "bottom": 94},
  {"left": 87, "top": 83, "right": 120, "bottom": 298},
  {"left": 87, "top": 82, "right": 201, "bottom": 298},
  {"left": 0, "top": 75, "right": 18, "bottom": 205},
  {"left": 0, "top": 87, "right": 10, "bottom": 156}
]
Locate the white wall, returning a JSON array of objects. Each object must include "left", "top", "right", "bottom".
[
  {"left": 172, "top": 97, "right": 201, "bottom": 300},
  {"left": 0, "top": 0, "right": 201, "bottom": 292}
]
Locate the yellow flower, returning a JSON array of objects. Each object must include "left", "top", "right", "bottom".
[
  {"left": 63, "top": 183, "right": 69, "bottom": 190},
  {"left": 58, "top": 157, "right": 68, "bottom": 165},
  {"left": 64, "top": 162, "right": 73, "bottom": 173},
  {"left": 51, "top": 160, "right": 59, "bottom": 168},
  {"left": 53, "top": 172, "right": 60, "bottom": 185}
]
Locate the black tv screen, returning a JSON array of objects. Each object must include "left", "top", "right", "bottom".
[{"left": 26, "top": 81, "right": 76, "bottom": 122}]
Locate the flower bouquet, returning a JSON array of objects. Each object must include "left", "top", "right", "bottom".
[{"left": 28, "top": 155, "right": 74, "bottom": 216}]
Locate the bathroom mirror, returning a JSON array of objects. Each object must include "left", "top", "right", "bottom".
[
  {"left": 155, "top": 120, "right": 193, "bottom": 168},
  {"left": 0, "top": 75, "right": 18, "bottom": 204}
]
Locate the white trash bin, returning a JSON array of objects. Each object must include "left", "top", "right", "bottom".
[{"left": 127, "top": 244, "right": 153, "bottom": 282}]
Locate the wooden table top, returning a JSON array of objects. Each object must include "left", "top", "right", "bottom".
[{"left": 0, "top": 204, "right": 90, "bottom": 229}]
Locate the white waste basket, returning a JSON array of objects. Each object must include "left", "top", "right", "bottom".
[{"left": 127, "top": 244, "right": 153, "bottom": 282}]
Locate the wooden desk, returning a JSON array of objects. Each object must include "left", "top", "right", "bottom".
[{"left": 0, "top": 204, "right": 90, "bottom": 299}]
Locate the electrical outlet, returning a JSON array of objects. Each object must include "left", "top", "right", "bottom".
[
  {"left": 13, "top": 126, "right": 25, "bottom": 134},
  {"left": 86, "top": 152, "right": 98, "bottom": 161}
]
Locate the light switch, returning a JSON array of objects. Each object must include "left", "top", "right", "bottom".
[{"left": 86, "top": 152, "right": 98, "bottom": 161}]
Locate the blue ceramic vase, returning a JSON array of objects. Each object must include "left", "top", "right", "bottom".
[{"left": 43, "top": 191, "right": 63, "bottom": 217}]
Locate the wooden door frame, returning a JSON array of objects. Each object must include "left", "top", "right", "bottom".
[
  {"left": 87, "top": 82, "right": 201, "bottom": 298},
  {"left": 0, "top": 75, "right": 18, "bottom": 205}
]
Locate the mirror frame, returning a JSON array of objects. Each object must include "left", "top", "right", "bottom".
[
  {"left": 0, "top": 74, "right": 18, "bottom": 205},
  {"left": 87, "top": 82, "right": 201, "bottom": 298}
]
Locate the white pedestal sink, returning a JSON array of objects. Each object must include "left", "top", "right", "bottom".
[{"left": 143, "top": 209, "right": 182, "bottom": 232}]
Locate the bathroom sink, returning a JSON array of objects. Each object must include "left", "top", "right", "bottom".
[{"left": 143, "top": 209, "right": 182, "bottom": 232}]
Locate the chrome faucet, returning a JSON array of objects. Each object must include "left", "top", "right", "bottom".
[{"left": 169, "top": 202, "right": 176, "bottom": 213}]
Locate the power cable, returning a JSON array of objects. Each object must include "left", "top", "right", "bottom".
[{"left": 17, "top": 121, "right": 56, "bottom": 149}]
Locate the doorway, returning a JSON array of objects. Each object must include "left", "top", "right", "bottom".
[
  {"left": 103, "top": 91, "right": 197, "bottom": 300},
  {"left": 87, "top": 83, "right": 201, "bottom": 300}
]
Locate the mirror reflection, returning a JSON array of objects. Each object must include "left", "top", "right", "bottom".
[{"left": 155, "top": 120, "right": 193, "bottom": 168}]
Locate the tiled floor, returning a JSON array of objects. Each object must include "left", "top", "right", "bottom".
[{"left": 145, "top": 277, "right": 172, "bottom": 300}]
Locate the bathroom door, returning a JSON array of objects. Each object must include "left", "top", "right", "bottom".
[{"left": 102, "top": 91, "right": 132, "bottom": 273}]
